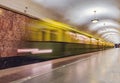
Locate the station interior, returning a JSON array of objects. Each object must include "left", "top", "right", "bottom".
[{"left": 0, "top": 0, "right": 120, "bottom": 83}]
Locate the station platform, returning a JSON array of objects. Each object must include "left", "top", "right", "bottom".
[{"left": 0, "top": 48, "right": 120, "bottom": 83}]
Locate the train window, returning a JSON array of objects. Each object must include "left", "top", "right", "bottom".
[
  {"left": 41, "top": 30, "right": 45, "bottom": 41},
  {"left": 50, "top": 30, "right": 57, "bottom": 41}
]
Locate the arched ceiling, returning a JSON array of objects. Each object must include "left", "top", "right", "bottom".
[{"left": 31, "top": 0, "right": 120, "bottom": 44}]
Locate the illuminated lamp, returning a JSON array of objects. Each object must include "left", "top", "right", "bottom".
[
  {"left": 91, "top": 19, "right": 99, "bottom": 23},
  {"left": 91, "top": 10, "right": 99, "bottom": 23}
]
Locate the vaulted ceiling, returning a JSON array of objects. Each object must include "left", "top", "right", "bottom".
[{"left": 31, "top": 0, "right": 120, "bottom": 44}]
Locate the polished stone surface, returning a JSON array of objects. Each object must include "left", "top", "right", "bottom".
[
  {"left": 14, "top": 48, "right": 120, "bottom": 83},
  {"left": 0, "top": 50, "right": 93, "bottom": 83}
]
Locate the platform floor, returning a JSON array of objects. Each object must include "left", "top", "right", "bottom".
[{"left": 1, "top": 48, "right": 120, "bottom": 83}]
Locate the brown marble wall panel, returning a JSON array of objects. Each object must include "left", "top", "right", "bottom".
[{"left": 0, "top": 8, "right": 31, "bottom": 57}]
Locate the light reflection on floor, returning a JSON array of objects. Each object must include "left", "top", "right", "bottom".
[{"left": 14, "top": 48, "right": 120, "bottom": 83}]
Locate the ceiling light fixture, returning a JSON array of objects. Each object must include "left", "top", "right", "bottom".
[{"left": 91, "top": 10, "right": 99, "bottom": 23}]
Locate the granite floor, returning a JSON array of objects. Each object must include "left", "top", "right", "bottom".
[
  {"left": 12, "top": 48, "right": 120, "bottom": 83},
  {"left": 0, "top": 49, "right": 94, "bottom": 83}
]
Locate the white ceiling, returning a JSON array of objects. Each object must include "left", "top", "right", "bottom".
[{"left": 31, "top": 0, "right": 120, "bottom": 44}]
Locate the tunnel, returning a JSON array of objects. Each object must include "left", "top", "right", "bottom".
[{"left": 0, "top": 0, "right": 120, "bottom": 83}]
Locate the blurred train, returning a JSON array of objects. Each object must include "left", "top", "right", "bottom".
[
  {"left": 0, "top": 7, "right": 113, "bottom": 59},
  {"left": 18, "top": 18, "right": 114, "bottom": 59},
  {"left": 0, "top": 5, "right": 114, "bottom": 69}
]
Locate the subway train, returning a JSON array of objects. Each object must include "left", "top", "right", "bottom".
[
  {"left": 0, "top": 7, "right": 113, "bottom": 69},
  {"left": 19, "top": 18, "right": 114, "bottom": 59}
]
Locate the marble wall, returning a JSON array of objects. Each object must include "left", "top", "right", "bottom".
[{"left": 0, "top": 8, "right": 30, "bottom": 57}]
